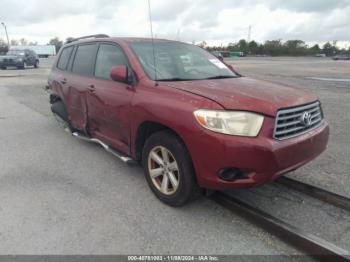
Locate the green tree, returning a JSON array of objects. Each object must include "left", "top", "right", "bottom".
[
  {"left": 196, "top": 39, "right": 343, "bottom": 57},
  {"left": 49, "top": 37, "right": 63, "bottom": 53},
  {"left": 322, "top": 42, "right": 338, "bottom": 56},
  {"left": 310, "top": 44, "right": 320, "bottom": 54},
  {"left": 248, "top": 40, "right": 259, "bottom": 54},
  {"left": 19, "top": 38, "right": 28, "bottom": 46},
  {"left": 198, "top": 41, "right": 207, "bottom": 49},
  {"left": 284, "top": 40, "right": 307, "bottom": 56},
  {"left": 263, "top": 40, "right": 284, "bottom": 56},
  {"left": 10, "top": 39, "right": 19, "bottom": 46},
  {"left": 227, "top": 42, "right": 239, "bottom": 52},
  {"left": 0, "top": 38, "right": 9, "bottom": 54},
  {"left": 237, "top": 39, "right": 248, "bottom": 53}
]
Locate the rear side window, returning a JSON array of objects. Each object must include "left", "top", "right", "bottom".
[
  {"left": 94, "top": 44, "right": 127, "bottom": 80},
  {"left": 72, "top": 44, "right": 97, "bottom": 76},
  {"left": 57, "top": 46, "right": 73, "bottom": 70}
]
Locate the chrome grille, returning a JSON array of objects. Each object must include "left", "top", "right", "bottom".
[{"left": 274, "top": 101, "right": 323, "bottom": 140}]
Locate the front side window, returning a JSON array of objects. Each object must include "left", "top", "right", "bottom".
[
  {"left": 57, "top": 46, "right": 73, "bottom": 70},
  {"left": 129, "top": 41, "right": 237, "bottom": 81},
  {"left": 72, "top": 44, "right": 97, "bottom": 76},
  {"left": 94, "top": 44, "right": 128, "bottom": 80}
]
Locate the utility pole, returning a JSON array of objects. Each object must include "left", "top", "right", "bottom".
[
  {"left": 1, "top": 22, "right": 10, "bottom": 47},
  {"left": 247, "top": 24, "right": 251, "bottom": 43}
]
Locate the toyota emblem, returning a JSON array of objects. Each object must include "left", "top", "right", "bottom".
[{"left": 300, "top": 111, "right": 312, "bottom": 127}]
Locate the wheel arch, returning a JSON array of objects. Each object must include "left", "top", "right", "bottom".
[
  {"left": 134, "top": 121, "right": 190, "bottom": 163},
  {"left": 49, "top": 93, "right": 63, "bottom": 104}
]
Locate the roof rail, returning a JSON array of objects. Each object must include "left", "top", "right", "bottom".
[{"left": 66, "top": 34, "right": 109, "bottom": 43}]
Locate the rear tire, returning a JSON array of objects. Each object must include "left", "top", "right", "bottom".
[
  {"left": 34, "top": 60, "right": 39, "bottom": 68},
  {"left": 142, "top": 130, "right": 201, "bottom": 206},
  {"left": 0, "top": 67, "right": 6, "bottom": 70},
  {"left": 51, "top": 100, "right": 73, "bottom": 131}
]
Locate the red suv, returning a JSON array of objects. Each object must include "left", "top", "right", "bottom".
[{"left": 48, "top": 35, "right": 329, "bottom": 206}]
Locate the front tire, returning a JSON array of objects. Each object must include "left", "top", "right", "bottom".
[{"left": 142, "top": 131, "right": 200, "bottom": 206}]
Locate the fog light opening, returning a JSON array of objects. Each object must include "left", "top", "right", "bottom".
[{"left": 217, "top": 168, "right": 248, "bottom": 181}]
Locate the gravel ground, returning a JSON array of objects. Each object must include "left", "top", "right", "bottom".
[
  {"left": 0, "top": 58, "right": 301, "bottom": 256},
  {"left": 227, "top": 57, "right": 350, "bottom": 198}
]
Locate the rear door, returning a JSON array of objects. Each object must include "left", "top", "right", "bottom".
[
  {"left": 87, "top": 43, "right": 135, "bottom": 154},
  {"left": 66, "top": 43, "right": 98, "bottom": 130},
  {"left": 50, "top": 45, "right": 74, "bottom": 108},
  {"left": 24, "top": 50, "right": 33, "bottom": 65},
  {"left": 29, "top": 50, "right": 36, "bottom": 65}
]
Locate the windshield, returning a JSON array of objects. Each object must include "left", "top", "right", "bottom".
[
  {"left": 129, "top": 41, "right": 237, "bottom": 81},
  {"left": 7, "top": 50, "right": 25, "bottom": 56}
]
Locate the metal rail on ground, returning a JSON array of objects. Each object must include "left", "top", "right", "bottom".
[
  {"left": 276, "top": 177, "right": 350, "bottom": 212},
  {"left": 210, "top": 192, "right": 350, "bottom": 262}
]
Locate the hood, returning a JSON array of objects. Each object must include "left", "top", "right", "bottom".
[{"left": 162, "top": 77, "right": 317, "bottom": 116}]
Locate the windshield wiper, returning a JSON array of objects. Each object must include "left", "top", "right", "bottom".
[
  {"left": 157, "top": 76, "right": 237, "bottom": 81},
  {"left": 203, "top": 75, "right": 236, "bottom": 80},
  {"left": 157, "top": 77, "right": 195, "bottom": 81}
]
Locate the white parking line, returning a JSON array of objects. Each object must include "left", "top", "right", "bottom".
[{"left": 306, "top": 77, "right": 350, "bottom": 82}]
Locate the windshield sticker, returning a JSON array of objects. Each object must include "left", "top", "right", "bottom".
[{"left": 209, "top": 59, "right": 227, "bottom": 69}]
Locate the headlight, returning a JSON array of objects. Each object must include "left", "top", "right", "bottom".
[{"left": 194, "top": 109, "right": 264, "bottom": 137}]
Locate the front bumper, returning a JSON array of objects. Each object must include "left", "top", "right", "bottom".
[{"left": 186, "top": 117, "right": 329, "bottom": 190}]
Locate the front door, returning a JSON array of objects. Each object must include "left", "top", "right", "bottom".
[{"left": 87, "top": 43, "right": 135, "bottom": 154}]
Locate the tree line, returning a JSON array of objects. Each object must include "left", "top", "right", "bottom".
[
  {"left": 204, "top": 39, "right": 349, "bottom": 57},
  {"left": 1, "top": 37, "right": 349, "bottom": 56}
]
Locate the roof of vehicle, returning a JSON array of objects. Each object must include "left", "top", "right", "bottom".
[
  {"left": 9, "top": 49, "right": 26, "bottom": 51},
  {"left": 8, "top": 48, "right": 34, "bottom": 52},
  {"left": 64, "top": 36, "right": 185, "bottom": 47},
  {"left": 113, "top": 37, "right": 176, "bottom": 43}
]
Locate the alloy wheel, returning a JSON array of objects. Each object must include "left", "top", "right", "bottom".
[{"left": 148, "top": 146, "right": 180, "bottom": 195}]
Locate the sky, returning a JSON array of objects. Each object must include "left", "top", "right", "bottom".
[{"left": 0, "top": 0, "right": 349, "bottom": 48}]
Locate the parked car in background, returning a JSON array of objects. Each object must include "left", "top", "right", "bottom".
[
  {"left": 0, "top": 49, "right": 39, "bottom": 69},
  {"left": 332, "top": 54, "right": 350, "bottom": 60},
  {"left": 10, "top": 45, "right": 56, "bottom": 58},
  {"left": 315, "top": 53, "right": 326, "bottom": 57},
  {"left": 48, "top": 35, "right": 329, "bottom": 206}
]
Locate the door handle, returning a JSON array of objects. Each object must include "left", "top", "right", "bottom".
[
  {"left": 60, "top": 78, "right": 67, "bottom": 84},
  {"left": 88, "top": 84, "right": 95, "bottom": 92}
]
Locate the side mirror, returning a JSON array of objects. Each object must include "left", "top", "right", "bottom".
[{"left": 110, "top": 65, "right": 128, "bottom": 83}]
